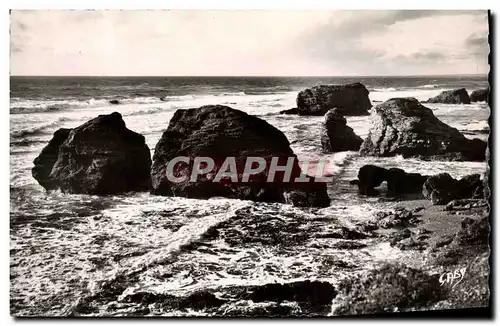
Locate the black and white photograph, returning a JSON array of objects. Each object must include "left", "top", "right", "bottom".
[{"left": 9, "top": 8, "right": 492, "bottom": 318}]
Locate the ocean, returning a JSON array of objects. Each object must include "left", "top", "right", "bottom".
[{"left": 10, "top": 76, "right": 490, "bottom": 316}]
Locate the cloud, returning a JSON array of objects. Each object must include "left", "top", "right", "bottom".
[{"left": 10, "top": 10, "right": 490, "bottom": 76}]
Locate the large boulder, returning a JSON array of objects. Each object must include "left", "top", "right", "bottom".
[
  {"left": 321, "top": 109, "right": 363, "bottom": 153},
  {"left": 470, "top": 88, "right": 489, "bottom": 103},
  {"left": 32, "top": 112, "right": 152, "bottom": 195},
  {"left": 427, "top": 88, "right": 471, "bottom": 104},
  {"left": 150, "top": 105, "right": 330, "bottom": 207},
  {"left": 296, "top": 83, "right": 371, "bottom": 116},
  {"left": 422, "top": 173, "right": 484, "bottom": 205},
  {"left": 359, "top": 98, "right": 486, "bottom": 161}
]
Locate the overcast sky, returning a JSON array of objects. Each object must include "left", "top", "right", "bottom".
[{"left": 10, "top": 10, "right": 489, "bottom": 76}]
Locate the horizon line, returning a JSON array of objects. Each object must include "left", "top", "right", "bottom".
[{"left": 10, "top": 73, "right": 488, "bottom": 78}]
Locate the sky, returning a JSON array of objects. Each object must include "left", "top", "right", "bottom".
[{"left": 10, "top": 10, "right": 489, "bottom": 76}]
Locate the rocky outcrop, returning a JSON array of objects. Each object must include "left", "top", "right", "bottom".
[
  {"left": 279, "top": 108, "right": 298, "bottom": 115},
  {"left": 422, "top": 173, "right": 484, "bottom": 205},
  {"left": 470, "top": 88, "right": 489, "bottom": 103},
  {"left": 296, "top": 83, "right": 371, "bottom": 116},
  {"left": 359, "top": 98, "right": 487, "bottom": 161},
  {"left": 350, "top": 164, "right": 428, "bottom": 196},
  {"left": 32, "top": 128, "right": 72, "bottom": 190},
  {"left": 427, "top": 88, "right": 471, "bottom": 104},
  {"left": 321, "top": 109, "right": 363, "bottom": 153},
  {"left": 32, "top": 112, "right": 152, "bottom": 195},
  {"left": 151, "top": 105, "right": 330, "bottom": 207}
]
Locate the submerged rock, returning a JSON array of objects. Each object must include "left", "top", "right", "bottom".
[
  {"left": 151, "top": 105, "right": 329, "bottom": 207},
  {"left": 422, "top": 173, "right": 484, "bottom": 205},
  {"left": 427, "top": 88, "right": 471, "bottom": 104},
  {"left": 359, "top": 98, "right": 486, "bottom": 161},
  {"left": 32, "top": 112, "right": 152, "bottom": 195},
  {"left": 109, "top": 99, "right": 121, "bottom": 105},
  {"left": 296, "top": 83, "right": 371, "bottom": 116},
  {"left": 321, "top": 108, "right": 363, "bottom": 153},
  {"left": 470, "top": 88, "right": 489, "bottom": 103}
]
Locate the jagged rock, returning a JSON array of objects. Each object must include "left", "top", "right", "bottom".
[
  {"left": 359, "top": 98, "right": 486, "bottom": 161},
  {"left": 469, "top": 88, "right": 489, "bottom": 103},
  {"left": 453, "top": 216, "right": 489, "bottom": 247},
  {"left": 427, "top": 88, "right": 471, "bottom": 104},
  {"left": 279, "top": 108, "right": 298, "bottom": 115},
  {"left": 151, "top": 105, "right": 329, "bottom": 207},
  {"left": 32, "top": 112, "right": 152, "bottom": 194},
  {"left": 422, "top": 173, "right": 484, "bottom": 205},
  {"left": 321, "top": 109, "right": 363, "bottom": 152},
  {"left": 32, "top": 128, "right": 72, "bottom": 190},
  {"left": 296, "top": 83, "right": 371, "bottom": 116}
]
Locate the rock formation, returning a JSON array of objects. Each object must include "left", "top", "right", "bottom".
[
  {"left": 150, "top": 105, "right": 330, "bottom": 207},
  {"left": 426, "top": 88, "right": 471, "bottom": 104},
  {"left": 32, "top": 112, "right": 152, "bottom": 194},
  {"left": 470, "top": 88, "right": 489, "bottom": 103},
  {"left": 321, "top": 109, "right": 363, "bottom": 152},
  {"left": 422, "top": 173, "right": 484, "bottom": 205},
  {"left": 359, "top": 98, "right": 486, "bottom": 161},
  {"left": 296, "top": 83, "right": 371, "bottom": 116}
]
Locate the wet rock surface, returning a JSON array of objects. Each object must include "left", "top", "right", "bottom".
[
  {"left": 426, "top": 88, "right": 471, "bottom": 104},
  {"left": 296, "top": 83, "right": 371, "bottom": 116},
  {"left": 32, "top": 112, "right": 152, "bottom": 195},
  {"left": 422, "top": 173, "right": 484, "bottom": 205},
  {"left": 470, "top": 88, "right": 489, "bottom": 103},
  {"left": 359, "top": 98, "right": 486, "bottom": 161},
  {"left": 321, "top": 108, "right": 363, "bottom": 153},
  {"left": 333, "top": 263, "right": 444, "bottom": 315},
  {"left": 151, "top": 105, "right": 329, "bottom": 207}
]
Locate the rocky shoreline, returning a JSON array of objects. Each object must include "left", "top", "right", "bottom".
[{"left": 28, "top": 82, "right": 490, "bottom": 316}]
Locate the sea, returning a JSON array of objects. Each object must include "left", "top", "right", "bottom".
[{"left": 10, "top": 76, "right": 490, "bottom": 316}]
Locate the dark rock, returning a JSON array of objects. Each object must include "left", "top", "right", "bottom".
[
  {"left": 434, "top": 234, "right": 455, "bottom": 248},
  {"left": 394, "top": 237, "right": 427, "bottom": 251},
  {"left": 32, "top": 112, "right": 152, "bottom": 194},
  {"left": 360, "top": 98, "right": 486, "bottom": 161},
  {"left": 389, "top": 228, "right": 412, "bottom": 245},
  {"left": 453, "top": 216, "right": 489, "bottom": 247},
  {"left": 151, "top": 105, "right": 329, "bottom": 207},
  {"left": 427, "top": 88, "right": 471, "bottom": 104},
  {"left": 422, "top": 173, "right": 484, "bottom": 205},
  {"left": 32, "top": 128, "right": 72, "bottom": 190},
  {"left": 284, "top": 182, "right": 330, "bottom": 208},
  {"left": 469, "top": 88, "right": 489, "bottom": 103},
  {"left": 279, "top": 108, "right": 298, "bottom": 115},
  {"left": 376, "top": 208, "right": 416, "bottom": 229},
  {"left": 333, "top": 263, "right": 444, "bottom": 315},
  {"left": 353, "top": 164, "right": 387, "bottom": 195},
  {"left": 296, "top": 83, "right": 371, "bottom": 116},
  {"left": 321, "top": 109, "right": 363, "bottom": 153},
  {"left": 246, "top": 280, "right": 337, "bottom": 308},
  {"left": 386, "top": 168, "right": 428, "bottom": 196},
  {"left": 122, "top": 290, "right": 226, "bottom": 311},
  {"left": 445, "top": 199, "right": 488, "bottom": 211},
  {"left": 109, "top": 100, "right": 121, "bottom": 105}
]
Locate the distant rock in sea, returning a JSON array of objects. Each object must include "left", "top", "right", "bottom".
[
  {"left": 426, "top": 88, "right": 471, "bottom": 104},
  {"left": 32, "top": 112, "right": 152, "bottom": 194},
  {"left": 360, "top": 97, "right": 486, "bottom": 161},
  {"left": 470, "top": 88, "right": 489, "bottom": 103},
  {"left": 321, "top": 108, "right": 363, "bottom": 153},
  {"left": 279, "top": 108, "right": 298, "bottom": 115},
  {"left": 109, "top": 99, "right": 121, "bottom": 105},
  {"left": 296, "top": 83, "right": 371, "bottom": 116},
  {"left": 151, "top": 105, "right": 330, "bottom": 207}
]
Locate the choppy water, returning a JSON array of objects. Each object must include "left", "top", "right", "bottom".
[{"left": 10, "top": 76, "right": 489, "bottom": 316}]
